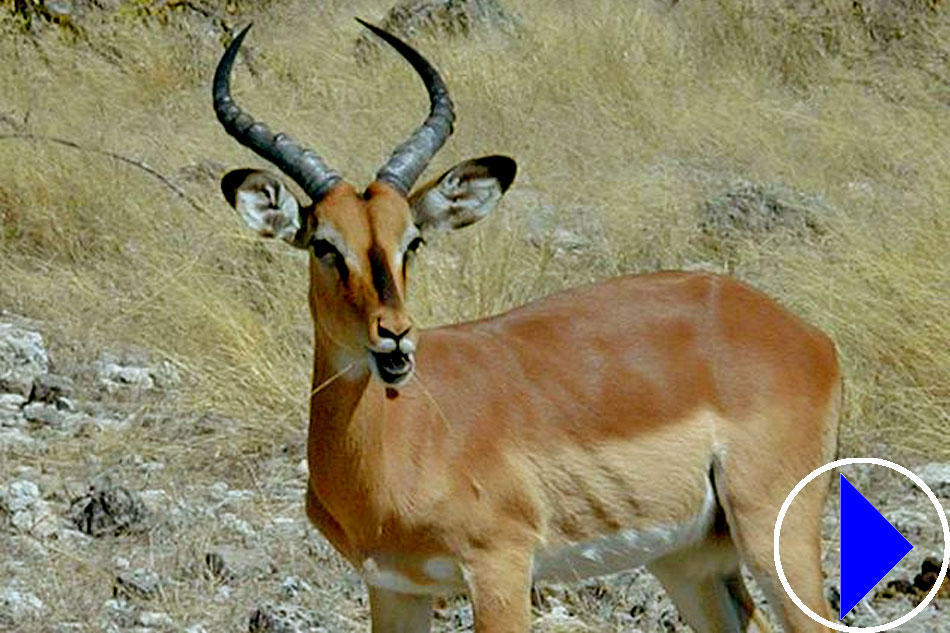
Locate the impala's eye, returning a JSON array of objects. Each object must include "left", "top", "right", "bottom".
[
  {"left": 311, "top": 238, "right": 337, "bottom": 260},
  {"left": 311, "top": 239, "right": 349, "bottom": 282},
  {"left": 406, "top": 236, "right": 426, "bottom": 254}
]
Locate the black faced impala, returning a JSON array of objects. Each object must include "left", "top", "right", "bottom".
[{"left": 214, "top": 19, "right": 840, "bottom": 632}]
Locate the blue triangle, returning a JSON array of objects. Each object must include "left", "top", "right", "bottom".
[{"left": 839, "top": 474, "right": 914, "bottom": 619}]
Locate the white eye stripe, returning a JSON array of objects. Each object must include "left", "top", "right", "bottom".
[
  {"left": 392, "top": 225, "right": 423, "bottom": 271},
  {"left": 310, "top": 225, "right": 419, "bottom": 273},
  {"left": 400, "top": 225, "right": 422, "bottom": 253},
  {"left": 313, "top": 225, "right": 359, "bottom": 272}
]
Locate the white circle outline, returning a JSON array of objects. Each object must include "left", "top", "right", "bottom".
[{"left": 774, "top": 457, "right": 950, "bottom": 632}]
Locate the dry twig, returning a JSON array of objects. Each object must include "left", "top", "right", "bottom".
[{"left": 0, "top": 132, "right": 211, "bottom": 217}]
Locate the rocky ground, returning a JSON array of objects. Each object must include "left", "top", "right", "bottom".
[{"left": 1, "top": 312, "right": 948, "bottom": 632}]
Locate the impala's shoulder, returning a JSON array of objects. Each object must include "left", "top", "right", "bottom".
[
  {"left": 574, "top": 271, "right": 733, "bottom": 306},
  {"left": 625, "top": 271, "right": 785, "bottom": 311},
  {"left": 414, "top": 325, "right": 504, "bottom": 362}
]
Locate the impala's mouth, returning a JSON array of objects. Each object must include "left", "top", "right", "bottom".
[{"left": 369, "top": 350, "right": 414, "bottom": 385}]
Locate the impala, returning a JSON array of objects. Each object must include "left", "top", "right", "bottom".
[{"left": 213, "top": 19, "right": 841, "bottom": 633}]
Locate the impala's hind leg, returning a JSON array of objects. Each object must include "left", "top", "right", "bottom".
[
  {"left": 368, "top": 587, "right": 433, "bottom": 633},
  {"left": 649, "top": 536, "right": 769, "bottom": 633},
  {"left": 713, "top": 456, "right": 831, "bottom": 633}
]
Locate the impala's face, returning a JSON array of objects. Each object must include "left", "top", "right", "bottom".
[
  {"left": 221, "top": 156, "right": 517, "bottom": 386},
  {"left": 306, "top": 182, "right": 423, "bottom": 385},
  {"left": 214, "top": 20, "right": 516, "bottom": 386}
]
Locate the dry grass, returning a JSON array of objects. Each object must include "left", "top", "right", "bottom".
[
  {"left": 3, "top": 0, "right": 948, "bottom": 457},
  {"left": 1, "top": 0, "right": 949, "bottom": 627}
]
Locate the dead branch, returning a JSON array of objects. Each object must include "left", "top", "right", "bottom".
[{"left": 0, "top": 132, "right": 211, "bottom": 217}]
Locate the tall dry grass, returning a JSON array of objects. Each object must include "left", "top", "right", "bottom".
[{"left": 1, "top": 0, "right": 948, "bottom": 462}]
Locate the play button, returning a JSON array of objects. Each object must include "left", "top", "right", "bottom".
[
  {"left": 839, "top": 474, "right": 914, "bottom": 619},
  {"left": 774, "top": 457, "right": 950, "bottom": 632}
]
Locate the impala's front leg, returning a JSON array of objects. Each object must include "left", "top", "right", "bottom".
[
  {"left": 368, "top": 586, "right": 433, "bottom": 633},
  {"left": 464, "top": 548, "right": 534, "bottom": 633}
]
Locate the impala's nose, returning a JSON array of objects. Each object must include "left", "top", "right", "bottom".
[
  {"left": 369, "top": 315, "right": 415, "bottom": 385},
  {"left": 371, "top": 313, "right": 413, "bottom": 353},
  {"left": 377, "top": 322, "right": 415, "bottom": 355}
]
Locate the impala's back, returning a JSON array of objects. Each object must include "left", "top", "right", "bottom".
[{"left": 399, "top": 271, "right": 840, "bottom": 580}]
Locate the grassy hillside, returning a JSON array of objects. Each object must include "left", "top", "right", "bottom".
[
  {"left": 2, "top": 1, "right": 949, "bottom": 630},
  {"left": 1, "top": 0, "right": 948, "bottom": 462}
]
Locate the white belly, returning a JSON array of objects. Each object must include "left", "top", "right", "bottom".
[
  {"left": 360, "top": 482, "right": 717, "bottom": 595},
  {"left": 533, "top": 481, "right": 717, "bottom": 582}
]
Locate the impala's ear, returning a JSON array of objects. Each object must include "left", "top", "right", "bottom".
[
  {"left": 408, "top": 155, "right": 517, "bottom": 233},
  {"left": 221, "top": 169, "right": 309, "bottom": 248}
]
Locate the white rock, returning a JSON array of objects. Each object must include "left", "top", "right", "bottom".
[
  {"left": 248, "top": 602, "right": 328, "bottom": 633},
  {"left": 22, "top": 402, "right": 73, "bottom": 429},
  {"left": 12, "top": 465, "right": 38, "bottom": 478},
  {"left": 916, "top": 462, "right": 950, "bottom": 497},
  {"left": 0, "top": 322, "right": 48, "bottom": 398},
  {"left": 0, "top": 393, "right": 26, "bottom": 428},
  {"left": 220, "top": 513, "right": 256, "bottom": 538},
  {"left": 208, "top": 481, "right": 229, "bottom": 500},
  {"left": 2, "top": 480, "right": 40, "bottom": 513},
  {"left": 95, "top": 356, "right": 181, "bottom": 395},
  {"left": 31, "top": 373, "right": 73, "bottom": 404},
  {"left": 267, "top": 516, "right": 303, "bottom": 539},
  {"left": 534, "top": 597, "right": 589, "bottom": 630},
  {"left": 0, "top": 427, "right": 41, "bottom": 450},
  {"left": 136, "top": 611, "right": 173, "bottom": 628},
  {"left": 10, "top": 510, "right": 35, "bottom": 532},
  {"left": 99, "top": 362, "right": 155, "bottom": 393},
  {"left": 114, "top": 568, "right": 161, "bottom": 601},
  {"left": 225, "top": 489, "right": 254, "bottom": 503},
  {"left": 280, "top": 575, "right": 312, "bottom": 598},
  {"left": 103, "top": 598, "right": 127, "bottom": 612},
  {"left": 11, "top": 506, "right": 57, "bottom": 539},
  {"left": 1, "top": 481, "right": 58, "bottom": 538},
  {"left": 139, "top": 490, "right": 170, "bottom": 512},
  {"left": 0, "top": 587, "right": 44, "bottom": 624}
]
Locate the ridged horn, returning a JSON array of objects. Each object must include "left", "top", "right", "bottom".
[
  {"left": 213, "top": 24, "right": 341, "bottom": 202},
  {"left": 356, "top": 18, "right": 455, "bottom": 196}
]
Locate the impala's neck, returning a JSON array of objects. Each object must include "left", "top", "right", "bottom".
[
  {"left": 309, "top": 317, "right": 417, "bottom": 539},
  {"left": 313, "top": 323, "right": 362, "bottom": 382},
  {"left": 310, "top": 319, "right": 374, "bottom": 431}
]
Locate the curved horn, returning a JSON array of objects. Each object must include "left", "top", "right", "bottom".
[
  {"left": 213, "top": 24, "right": 341, "bottom": 202},
  {"left": 356, "top": 18, "right": 455, "bottom": 196}
]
